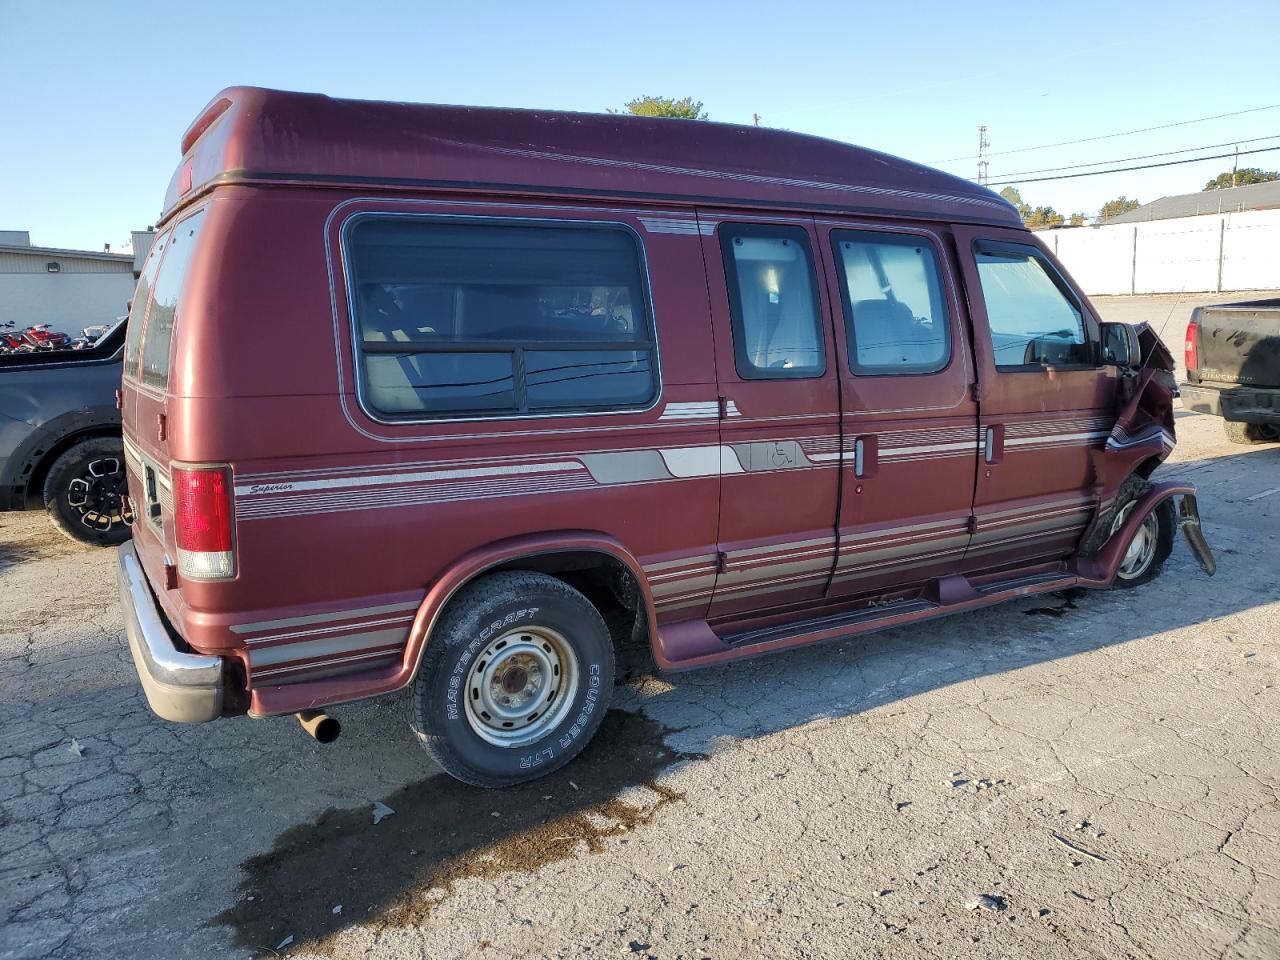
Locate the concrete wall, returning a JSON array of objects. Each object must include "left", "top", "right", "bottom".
[
  {"left": 1038, "top": 208, "right": 1280, "bottom": 296},
  {"left": 0, "top": 271, "right": 135, "bottom": 331}
]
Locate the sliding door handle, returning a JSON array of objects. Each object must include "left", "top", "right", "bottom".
[
  {"left": 852, "top": 436, "right": 878, "bottom": 479},
  {"left": 983, "top": 425, "right": 1004, "bottom": 464}
]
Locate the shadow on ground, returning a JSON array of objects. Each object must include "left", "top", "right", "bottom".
[{"left": 215, "top": 711, "right": 699, "bottom": 954}]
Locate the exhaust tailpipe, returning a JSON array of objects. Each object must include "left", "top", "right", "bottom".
[{"left": 297, "top": 710, "right": 340, "bottom": 744}]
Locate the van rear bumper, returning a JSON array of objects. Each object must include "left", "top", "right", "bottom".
[
  {"left": 117, "top": 542, "right": 224, "bottom": 723},
  {"left": 1181, "top": 382, "right": 1280, "bottom": 424}
]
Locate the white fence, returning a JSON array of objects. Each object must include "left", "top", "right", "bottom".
[{"left": 1037, "top": 208, "right": 1280, "bottom": 296}]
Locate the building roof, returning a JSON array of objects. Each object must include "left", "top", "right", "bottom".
[
  {"left": 165, "top": 86, "right": 1021, "bottom": 229},
  {"left": 0, "top": 243, "right": 134, "bottom": 264},
  {"left": 1107, "top": 179, "right": 1280, "bottom": 224}
]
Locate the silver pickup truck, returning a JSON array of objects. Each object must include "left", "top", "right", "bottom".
[
  {"left": 1181, "top": 298, "right": 1280, "bottom": 444},
  {"left": 0, "top": 320, "right": 131, "bottom": 545}
]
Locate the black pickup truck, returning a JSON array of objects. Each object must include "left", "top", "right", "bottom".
[
  {"left": 0, "top": 321, "right": 131, "bottom": 545},
  {"left": 1181, "top": 298, "right": 1280, "bottom": 444}
]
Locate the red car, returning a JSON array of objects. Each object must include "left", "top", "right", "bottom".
[{"left": 117, "top": 87, "right": 1213, "bottom": 787}]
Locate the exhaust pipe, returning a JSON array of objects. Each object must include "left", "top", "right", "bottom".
[{"left": 296, "top": 710, "right": 340, "bottom": 744}]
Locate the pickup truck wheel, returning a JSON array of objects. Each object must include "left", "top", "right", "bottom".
[
  {"left": 42, "top": 438, "right": 133, "bottom": 547},
  {"left": 1224, "top": 421, "right": 1278, "bottom": 444},
  {"left": 410, "top": 571, "right": 615, "bottom": 788}
]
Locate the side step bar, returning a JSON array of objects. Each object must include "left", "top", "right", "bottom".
[
  {"left": 727, "top": 598, "right": 937, "bottom": 649},
  {"left": 653, "top": 570, "right": 1079, "bottom": 671}
]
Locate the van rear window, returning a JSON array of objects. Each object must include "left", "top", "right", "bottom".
[
  {"left": 123, "top": 229, "right": 170, "bottom": 373},
  {"left": 139, "top": 210, "right": 206, "bottom": 389},
  {"left": 345, "top": 217, "right": 657, "bottom": 418}
]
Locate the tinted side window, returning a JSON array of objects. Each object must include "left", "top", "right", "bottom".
[
  {"left": 346, "top": 217, "right": 657, "bottom": 418},
  {"left": 974, "top": 243, "right": 1090, "bottom": 369},
  {"left": 719, "top": 224, "right": 824, "bottom": 379},
  {"left": 832, "top": 231, "right": 950, "bottom": 374},
  {"left": 140, "top": 211, "right": 206, "bottom": 389},
  {"left": 123, "top": 229, "right": 170, "bottom": 373}
]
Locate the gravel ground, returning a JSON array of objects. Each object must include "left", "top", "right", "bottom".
[{"left": 2, "top": 296, "right": 1278, "bottom": 960}]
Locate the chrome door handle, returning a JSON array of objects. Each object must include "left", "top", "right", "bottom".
[
  {"left": 984, "top": 428, "right": 995, "bottom": 463},
  {"left": 854, "top": 438, "right": 865, "bottom": 478}
]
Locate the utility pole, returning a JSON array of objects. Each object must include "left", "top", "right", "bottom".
[
  {"left": 1231, "top": 144, "right": 1239, "bottom": 187},
  {"left": 977, "top": 125, "right": 990, "bottom": 186}
]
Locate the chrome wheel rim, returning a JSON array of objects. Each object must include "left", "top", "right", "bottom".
[
  {"left": 464, "top": 626, "right": 578, "bottom": 747},
  {"left": 1112, "top": 502, "right": 1158, "bottom": 579}
]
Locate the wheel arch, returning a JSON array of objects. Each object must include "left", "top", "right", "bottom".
[
  {"left": 402, "top": 531, "right": 657, "bottom": 682},
  {"left": 6, "top": 416, "right": 122, "bottom": 510}
]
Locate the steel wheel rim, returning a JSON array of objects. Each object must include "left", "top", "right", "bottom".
[
  {"left": 1112, "top": 502, "right": 1158, "bottom": 579},
  {"left": 464, "top": 626, "right": 579, "bottom": 747}
]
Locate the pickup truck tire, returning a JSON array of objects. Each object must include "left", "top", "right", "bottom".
[
  {"left": 1081, "top": 474, "right": 1175, "bottom": 589},
  {"left": 410, "top": 571, "right": 615, "bottom": 788},
  {"left": 42, "top": 438, "right": 133, "bottom": 547},
  {"left": 1223, "top": 421, "right": 1279, "bottom": 444}
]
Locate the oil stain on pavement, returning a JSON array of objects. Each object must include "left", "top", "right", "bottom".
[{"left": 216, "top": 710, "right": 698, "bottom": 953}]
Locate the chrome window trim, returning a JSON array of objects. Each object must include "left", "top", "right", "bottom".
[{"left": 336, "top": 208, "right": 664, "bottom": 428}]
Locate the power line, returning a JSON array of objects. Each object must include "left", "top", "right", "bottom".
[
  {"left": 992, "top": 134, "right": 1280, "bottom": 179},
  {"left": 929, "top": 103, "right": 1280, "bottom": 164},
  {"left": 986, "top": 145, "right": 1280, "bottom": 186}
]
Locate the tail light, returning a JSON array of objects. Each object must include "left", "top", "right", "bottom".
[
  {"left": 172, "top": 465, "right": 235, "bottom": 580},
  {"left": 1184, "top": 317, "right": 1199, "bottom": 372}
]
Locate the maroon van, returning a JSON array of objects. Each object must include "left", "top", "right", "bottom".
[{"left": 116, "top": 87, "right": 1214, "bottom": 787}]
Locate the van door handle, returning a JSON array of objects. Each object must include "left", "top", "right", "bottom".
[
  {"left": 983, "top": 425, "right": 1004, "bottom": 464},
  {"left": 852, "top": 436, "right": 878, "bottom": 479}
]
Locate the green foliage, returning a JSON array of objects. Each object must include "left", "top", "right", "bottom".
[
  {"left": 1068, "top": 212, "right": 1086, "bottom": 227},
  {"left": 1098, "top": 196, "right": 1141, "bottom": 222},
  {"left": 999, "top": 186, "right": 1032, "bottom": 220},
  {"left": 611, "top": 95, "right": 709, "bottom": 120},
  {"left": 1203, "top": 168, "right": 1279, "bottom": 191},
  {"left": 1025, "top": 206, "right": 1065, "bottom": 230}
]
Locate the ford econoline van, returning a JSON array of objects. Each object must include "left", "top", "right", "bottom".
[{"left": 117, "top": 87, "right": 1214, "bottom": 787}]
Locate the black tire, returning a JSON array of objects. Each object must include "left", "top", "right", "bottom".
[
  {"left": 1081, "top": 474, "right": 1174, "bottom": 589},
  {"left": 410, "top": 571, "right": 615, "bottom": 788},
  {"left": 1224, "top": 421, "right": 1279, "bottom": 444},
  {"left": 42, "top": 438, "right": 133, "bottom": 547}
]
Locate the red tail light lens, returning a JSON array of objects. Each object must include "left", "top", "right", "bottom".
[
  {"left": 1185, "top": 317, "right": 1199, "bottom": 372},
  {"left": 172, "top": 465, "right": 235, "bottom": 580}
]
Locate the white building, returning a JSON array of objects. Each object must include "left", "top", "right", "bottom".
[{"left": 0, "top": 230, "right": 151, "bottom": 333}]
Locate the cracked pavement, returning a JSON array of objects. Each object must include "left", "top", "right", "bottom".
[{"left": 2, "top": 296, "right": 1278, "bottom": 959}]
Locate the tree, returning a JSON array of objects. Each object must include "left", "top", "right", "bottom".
[
  {"left": 1025, "top": 206, "right": 1065, "bottom": 230},
  {"left": 999, "top": 186, "right": 1031, "bottom": 220},
  {"left": 1203, "top": 167, "right": 1279, "bottom": 191},
  {"left": 1069, "top": 212, "right": 1086, "bottom": 227},
  {"left": 611, "top": 95, "right": 708, "bottom": 120},
  {"left": 1098, "top": 196, "right": 1141, "bottom": 223}
]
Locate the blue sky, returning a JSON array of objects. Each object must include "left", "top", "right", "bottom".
[{"left": 3, "top": 0, "right": 1278, "bottom": 251}]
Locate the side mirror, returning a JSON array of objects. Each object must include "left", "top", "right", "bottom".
[{"left": 1100, "top": 322, "right": 1142, "bottom": 368}]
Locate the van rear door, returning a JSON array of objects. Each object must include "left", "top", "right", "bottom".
[{"left": 121, "top": 210, "right": 208, "bottom": 590}]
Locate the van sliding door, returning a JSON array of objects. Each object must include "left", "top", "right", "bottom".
[
  {"left": 698, "top": 212, "right": 842, "bottom": 620},
  {"left": 819, "top": 219, "right": 980, "bottom": 603}
]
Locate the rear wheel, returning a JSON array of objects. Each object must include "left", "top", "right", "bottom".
[
  {"left": 42, "top": 438, "right": 133, "bottom": 547},
  {"left": 1224, "top": 421, "right": 1279, "bottom": 444},
  {"left": 410, "top": 571, "right": 615, "bottom": 787}
]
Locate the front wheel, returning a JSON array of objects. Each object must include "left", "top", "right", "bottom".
[
  {"left": 410, "top": 571, "right": 615, "bottom": 788},
  {"left": 1109, "top": 495, "right": 1175, "bottom": 588}
]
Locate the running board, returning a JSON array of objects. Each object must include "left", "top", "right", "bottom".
[
  {"left": 652, "top": 569, "right": 1081, "bottom": 671},
  {"left": 726, "top": 598, "right": 937, "bottom": 649}
]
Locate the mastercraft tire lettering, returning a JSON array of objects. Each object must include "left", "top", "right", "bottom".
[{"left": 411, "top": 572, "right": 614, "bottom": 787}]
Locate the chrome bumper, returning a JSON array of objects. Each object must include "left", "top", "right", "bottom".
[{"left": 117, "top": 542, "right": 224, "bottom": 723}]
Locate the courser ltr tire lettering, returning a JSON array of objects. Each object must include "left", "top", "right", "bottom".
[{"left": 410, "top": 571, "right": 615, "bottom": 787}]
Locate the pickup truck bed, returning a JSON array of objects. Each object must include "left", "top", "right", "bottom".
[{"left": 1181, "top": 298, "right": 1280, "bottom": 443}]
